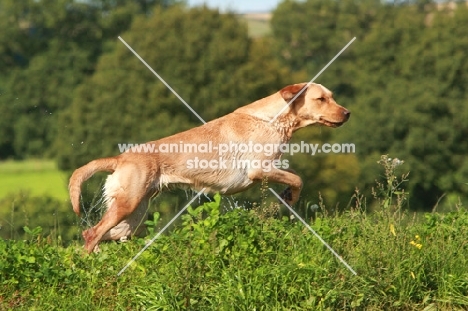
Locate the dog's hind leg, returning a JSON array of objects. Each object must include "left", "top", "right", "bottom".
[
  {"left": 100, "top": 193, "right": 152, "bottom": 242},
  {"left": 82, "top": 164, "right": 152, "bottom": 253}
]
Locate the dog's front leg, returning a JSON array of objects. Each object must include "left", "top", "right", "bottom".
[{"left": 248, "top": 168, "right": 303, "bottom": 206}]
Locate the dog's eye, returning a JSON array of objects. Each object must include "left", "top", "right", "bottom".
[{"left": 317, "top": 97, "right": 326, "bottom": 102}]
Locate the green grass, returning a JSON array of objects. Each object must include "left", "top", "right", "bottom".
[
  {"left": 0, "top": 159, "right": 68, "bottom": 201},
  {"left": 1, "top": 156, "right": 467, "bottom": 309},
  {"left": 1, "top": 197, "right": 468, "bottom": 310}
]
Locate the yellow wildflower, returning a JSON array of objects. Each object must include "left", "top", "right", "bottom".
[
  {"left": 410, "top": 240, "right": 422, "bottom": 249},
  {"left": 390, "top": 224, "right": 396, "bottom": 236}
]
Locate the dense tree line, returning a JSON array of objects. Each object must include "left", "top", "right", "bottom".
[
  {"left": 1, "top": 0, "right": 467, "bottom": 210},
  {"left": 272, "top": 0, "right": 468, "bottom": 209},
  {"left": 0, "top": 0, "right": 179, "bottom": 158}
]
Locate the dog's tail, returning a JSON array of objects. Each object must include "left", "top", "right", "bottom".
[{"left": 69, "top": 157, "right": 118, "bottom": 216}]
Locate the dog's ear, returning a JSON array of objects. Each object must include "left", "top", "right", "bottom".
[{"left": 280, "top": 83, "right": 308, "bottom": 102}]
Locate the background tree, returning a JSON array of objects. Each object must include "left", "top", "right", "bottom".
[
  {"left": 0, "top": 0, "right": 181, "bottom": 160},
  {"left": 271, "top": 0, "right": 468, "bottom": 210},
  {"left": 55, "top": 5, "right": 291, "bottom": 170},
  {"left": 54, "top": 4, "right": 361, "bottom": 211},
  {"left": 270, "top": 0, "right": 372, "bottom": 208},
  {"left": 0, "top": 0, "right": 49, "bottom": 158},
  {"left": 270, "top": 0, "right": 380, "bottom": 74},
  {"left": 0, "top": 0, "right": 101, "bottom": 159},
  {"left": 54, "top": 5, "right": 296, "bottom": 210},
  {"left": 2, "top": 0, "right": 468, "bottom": 214},
  {"left": 334, "top": 2, "right": 468, "bottom": 209}
]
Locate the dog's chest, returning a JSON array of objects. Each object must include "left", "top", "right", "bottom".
[{"left": 157, "top": 163, "right": 253, "bottom": 195}]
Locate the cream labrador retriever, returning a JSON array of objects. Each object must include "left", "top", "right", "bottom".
[{"left": 69, "top": 82, "right": 350, "bottom": 253}]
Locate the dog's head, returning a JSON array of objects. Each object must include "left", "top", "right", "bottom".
[{"left": 280, "top": 82, "right": 350, "bottom": 130}]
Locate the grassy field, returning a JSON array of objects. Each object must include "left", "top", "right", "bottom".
[
  {"left": 0, "top": 159, "right": 68, "bottom": 201},
  {"left": 240, "top": 13, "right": 272, "bottom": 38},
  {"left": 1, "top": 194, "right": 468, "bottom": 310},
  {"left": 1, "top": 157, "right": 468, "bottom": 309}
]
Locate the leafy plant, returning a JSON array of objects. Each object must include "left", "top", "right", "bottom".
[{"left": 1, "top": 158, "right": 468, "bottom": 310}]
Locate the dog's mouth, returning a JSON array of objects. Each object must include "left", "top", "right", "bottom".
[{"left": 319, "top": 118, "right": 345, "bottom": 128}]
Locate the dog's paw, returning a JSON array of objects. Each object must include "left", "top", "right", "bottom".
[
  {"left": 82, "top": 228, "right": 94, "bottom": 244},
  {"left": 280, "top": 187, "right": 293, "bottom": 203},
  {"left": 83, "top": 228, "right": 100, "bottom": 254}
]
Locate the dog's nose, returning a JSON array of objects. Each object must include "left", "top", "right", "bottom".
[{"left": 343, "top": 109, "right": 351, "bottom": 120}]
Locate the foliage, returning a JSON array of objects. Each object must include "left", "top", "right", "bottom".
[
  {"left": 0, "top": 191, "right": 78, "bottom": 241},
  {"left": 2, "top": 41, "right": 95, "bottom": 158},
  {"left": 0, "top": 0, "right": 180, "bottom": 159},
  {"left": 0, "top": 0, "right": 100, "bottom": 158},
  {"left": 52, "top": 5, "right": 296, "bottom": 208},
  {"left": 1, "top": 0, "right": 468, "bottom": 305},
  {"left": 2, "top": 0, "right": 468, "bottom": 211},
  {"left": 336, "top": 3, "right": 468, "bottom": 208},
  {"left": 271, "top": 0, "right": 468, "bottom": 209},
  {"left": 371, "top": 154, "right": 409, "bottom": 213},
  {"left": 55, "top": 5, "right": 290, "bottom": 171},
  {"left": 271, "top": 0, "right": 379, "bottom": 74},
  {"left": 286, "top": 130, "right": 360, "bottom": 209},
  {"left": 1, "top": 168, "right": 468, "bottom": 309}
]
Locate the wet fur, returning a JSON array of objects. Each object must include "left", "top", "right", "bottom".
[{"left": 69, "top": 83, "right": 350, "bottom": 253}]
